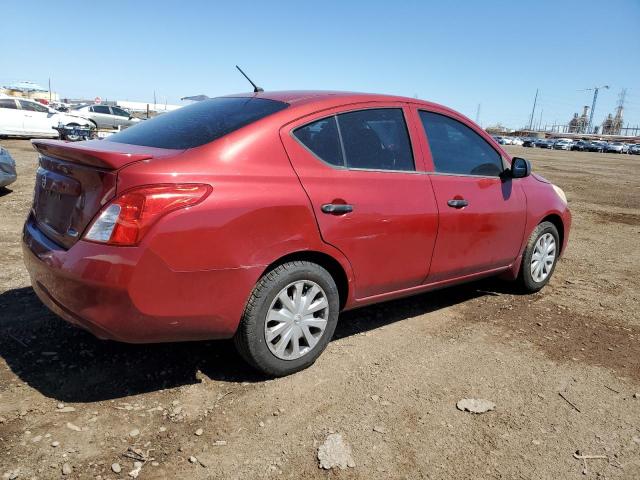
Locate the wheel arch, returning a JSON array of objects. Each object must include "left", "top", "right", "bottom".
[
  {"left": 261, "top": 250, "right": 350, "bottom": 310},
  {"left": 540, "top": 213, "right": 565, "bottom": 254}
]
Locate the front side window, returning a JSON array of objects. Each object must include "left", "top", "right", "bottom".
[
  {"left": 420, "top": 111, "right": 503, "bottom": 176},
  {"left": 0, "top": 99, "right": 17, "bottom": 109},
  {"left": 19, "top": 100, "right": 48, "bottom": 113},
  {"left": 293, "top": 108, "right": 414, "bottom": 171},
  {"left": 111, "top": 107, "right": 130, "bottom": 117}
]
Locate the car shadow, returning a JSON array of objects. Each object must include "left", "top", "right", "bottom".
[
  {"left": 0, "top": 279, "right": 517, "bottom": 403},
  {"left": 0, "top": 187, "right": 14, "bottom": 197}
]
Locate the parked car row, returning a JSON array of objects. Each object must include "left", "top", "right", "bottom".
[
  {"left": 0, "top": 94, "right": 142, "bottom": 140},
  {"left": 514, "top": 136, "right": 640, "bottom": 154},
  {"left": 492, "top": 136, "right": 523, "bottom": 146},
  {"left": 0, "top": 95, "right": 94, "bottom": 140}
]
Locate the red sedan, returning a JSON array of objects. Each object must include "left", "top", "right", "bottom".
[{"left": 23, "top": 91, "right": 571, "bottom": 376}]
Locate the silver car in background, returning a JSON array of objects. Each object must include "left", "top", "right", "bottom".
[
  {"left": 71, "top": 104, "right": 141, "bottom": 129},
  {"left": 605, "top": 142, "right": 626, "bottom": 154},
  {"left": 553, "top": 139, "right": 573, "bottom": 150},
  {"left": 0, "top": 147, "right": 17, "bottom": 188}
]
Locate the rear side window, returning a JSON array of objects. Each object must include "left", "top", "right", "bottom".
[
  {"left": 338, "top": 109, "right": 414, "bottom": 171},
  {"left": 293, "top": 117, "right": 343, "bottom": 167},
  {"left": 0, "top": 99, "right": 17, "bottom": 109},
  {"left": 92, "top": 105, "right": 111, "bottom": 114},
  {"left": 293, "top": 108, "right": 414, "bottom": 171},
  {"left": 107, "top": 97, "right": 288, "bottom": 149},
  {"left": 419, "top": 111, "right": 503, "bottom": 176}
]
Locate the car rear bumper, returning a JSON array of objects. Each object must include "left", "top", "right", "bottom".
[{"left": 22, "top": 217, "right": 260, "bottom": 343}]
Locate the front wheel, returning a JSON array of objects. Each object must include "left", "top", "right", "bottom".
[
  {"left": 519, "top": 221, "right": 560, "bottom": 292},
  {"left": 234, "top": 261, "right": 340, "bottom": 376}
]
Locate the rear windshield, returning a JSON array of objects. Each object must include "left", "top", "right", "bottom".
[{"left": 106, "top": 97, "right": 288, "bottom": 149}]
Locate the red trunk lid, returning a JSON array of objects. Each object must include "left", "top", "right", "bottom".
[{"left": 30, "top": 139, "right": 179, "bottom": 249}]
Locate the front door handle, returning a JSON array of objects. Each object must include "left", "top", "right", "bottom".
[
  {"left": 447, "top": 199, "right": 468, "bottom": 209},
  {"left": 321, "top": 203, "right": 353, "bottom": 214}
]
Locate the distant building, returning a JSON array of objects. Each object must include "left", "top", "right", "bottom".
[
  {"left": 116, "top": 100, "right": 181, "bottom": 113},
  {"left": 601, "top": 96, "right": 624, "bottom": 135},
  {"left": 1, "top": 80, "right": 59, "bottom": 103},
  {"left": 568, "top": 106, "right": 589, "bottom": 133}
]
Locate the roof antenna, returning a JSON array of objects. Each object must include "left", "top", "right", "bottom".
[{"left": 235, "top": 65, "right": 263, "bottom": 93}]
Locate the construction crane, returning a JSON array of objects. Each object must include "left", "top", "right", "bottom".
[{"left": 583, "top": 85, "right": 609, "bottom": 134}]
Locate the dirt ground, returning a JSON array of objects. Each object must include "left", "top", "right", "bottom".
[{"left": 1, "top": 139, "right": 639, "bottom": 479}]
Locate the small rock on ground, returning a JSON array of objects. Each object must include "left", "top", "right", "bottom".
[
  {"left": 317, "top": 433, "right": 356, "bottom": 470},
  {"left": 112, "top": 463, "right": 122, "bottom": 473},
  {"left": 62, "top": 463, "right": 72, "bottom": 475},
  {"left": 456, "top": 398, "right": 496, "bottom": 414},
  {"left": 66, "top": 422, "right": 81, "bottom": 432}
]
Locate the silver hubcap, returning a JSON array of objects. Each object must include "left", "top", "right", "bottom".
[
  {"left": 531, "top": 233, "right": 556, "bottom": 282},
  {"left": 264, "top": 281, "right": 329, "bottom": 360}
]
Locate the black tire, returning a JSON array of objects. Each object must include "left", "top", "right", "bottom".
[
  {"left": 519, "top": 221, "right": 560, "bottom": 292},
  {"left": 234, "top": 261, "right": 340, "bottom": 376}
]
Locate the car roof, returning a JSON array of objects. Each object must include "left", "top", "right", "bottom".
[{"left": 223, "top": 90, "right": 459, "bottom": 116}]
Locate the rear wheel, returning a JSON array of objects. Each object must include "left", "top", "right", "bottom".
[
  {"left": 234, "top": 261, "right": 340, "bottom": 376},
  {"left": 519, "top": 221, "right": 560, "bottom": 292}
]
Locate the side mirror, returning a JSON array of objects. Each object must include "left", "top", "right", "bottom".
[{"left": 510, "top": 157, "right": 531, "bottom": 178}]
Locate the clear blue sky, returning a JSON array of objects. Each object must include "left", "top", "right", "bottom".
[{"left": 3, "top": 0, "right": 639, "bottom": 129}]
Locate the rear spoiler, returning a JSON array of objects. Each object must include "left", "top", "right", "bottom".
[{"left": 31, "top": 139, "right": 157, "bottom": 170}]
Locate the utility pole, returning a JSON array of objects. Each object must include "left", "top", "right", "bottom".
[
  {"left": 537, "top": 108, "right": 543, "bottom": 131},
  {"left": 584, "top": 85, "right": 609, "bottom": 134},
  {"left": 475, "top": 103, "right": 481, "bottom": 125},
  {"left": 528, "top": 89, "right": 538, "bottom": 130},
  {"left": 48, "top": 78, "right": 52, "bottom": 103}
]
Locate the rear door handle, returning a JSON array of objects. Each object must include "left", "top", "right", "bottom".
[
  {"left": 321, "top": 203, "right": 353, "bottom": 214},
  {"left": 447, "top": 199, "right": 468, "bottom": 209}
]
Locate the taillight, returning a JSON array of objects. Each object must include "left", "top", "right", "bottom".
[{"left": 84, "top": 184, "right": 212, "bottom": 245}]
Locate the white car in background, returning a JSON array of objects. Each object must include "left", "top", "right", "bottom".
[
  {"left": 510, "top": 137, "right": 524, "bottom": 146},
  {"left": 0, "top": 96, "right": 93, "bottom": 140}
]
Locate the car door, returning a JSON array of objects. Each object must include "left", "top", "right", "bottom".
[
  {"left": 414, "top": 108, "right": 527, "bottom": 282},
  {"left": 0, "top": 98, "right": 24, "bottom": 135},
  {"left": 18, "top": 100, "right": 54, "bottom": 135},
  {"left": 110, "top": 106, "right": 132, "bottom": 127},
  {"left": 281, "top": 104, "right": 438, "bottom": 299}
]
